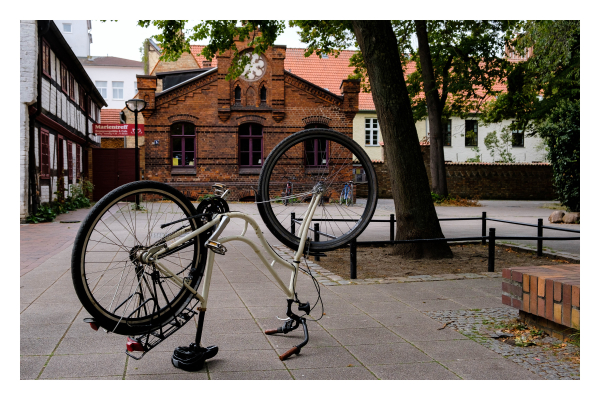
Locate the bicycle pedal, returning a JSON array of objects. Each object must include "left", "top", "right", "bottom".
[{"left": 206, "top": 240, "right": 227, "bottom": 255}]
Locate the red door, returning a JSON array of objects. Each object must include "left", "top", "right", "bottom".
[{"left": 92, "top": 148, "right": 136, "bottom": 200}]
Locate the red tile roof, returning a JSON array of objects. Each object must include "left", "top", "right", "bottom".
[
  {"left": 169, "top": 46, "right": 508, "bottom": 111},
  {"left": 189, "top": 46, "right": 218, "bottom": 68},
  {"left": 100, "top": 109, "right": 121, "bottom": 124}
]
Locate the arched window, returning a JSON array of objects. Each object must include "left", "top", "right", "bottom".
[
  {"left": 234, "top": 86, "right": 241, "bottom": 105},
  {"left": 304, "top": 123, "right": 328, "bottom": 167},
  {"left": 171, "top": 122, "right": 196, "bottom": 168},
  {"left": 239, "top": 123, "right": 263, "bottom": 168},
  {"left": 260, "top": 86, "right": 267, "bottom": 105}
]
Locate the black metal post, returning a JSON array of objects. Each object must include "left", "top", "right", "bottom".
[
  {"left": 291, "top": 212, "right": 296, "bottom": 236},
  {"left": 314, "top": 223, "right": 320, "bottom": 261},
  {"left": 134, "top": 110, "right": 140, "bottom": 206},
  {"left": 482, "top": 211, "right": 487, "bottom": 245},
  {"left": 134, "top": 110, "right": 139, "bottom": 182},
  {"left": 194, "top": 310, "right": 206, "bottom": 346},
  {"left": 350, "top": 239, "right": 357, "bottom": 279},
  {"left": 488, "top": 227, "right": 495, "bottom": 272},
  {"left": 537, "top": 218, "right": 543, "bottom": 256},
  {"left": 390, "top": 214, "right": 395, "bottom": 242}
]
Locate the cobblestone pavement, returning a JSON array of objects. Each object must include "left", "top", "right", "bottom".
[{"left": 425, "top": 308, "right": 580, "bottom": 380}]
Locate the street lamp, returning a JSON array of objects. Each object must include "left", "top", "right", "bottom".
[{"left": 125, "top": 99, "right": 146, "bottom": 183}]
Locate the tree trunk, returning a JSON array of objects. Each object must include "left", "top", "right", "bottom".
[
  {"left": 352, "top": 21, "right": 452, "bottom": 259},
  {"left": 415, "top": 20, "right": 448, "bottom": 197}
]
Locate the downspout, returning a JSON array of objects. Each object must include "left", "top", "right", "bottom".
[{"left": 28, "top": 20, "right": 50, "bottom": 215}]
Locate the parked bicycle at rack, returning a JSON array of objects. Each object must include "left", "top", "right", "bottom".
[{"left": 71, "top": 128, "right": 377, "bottom": 371}]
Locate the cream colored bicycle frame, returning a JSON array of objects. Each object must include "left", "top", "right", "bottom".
[{"left": 147, "top": 193, "right": 322, "bottom": 311}]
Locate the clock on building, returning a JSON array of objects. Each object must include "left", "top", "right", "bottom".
[{"left": 240, "top": 53, "right": 266, "bottom": 82}]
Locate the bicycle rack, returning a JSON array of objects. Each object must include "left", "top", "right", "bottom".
[{"left": 125, "top": 300, "right": 199, "bottom": 360}]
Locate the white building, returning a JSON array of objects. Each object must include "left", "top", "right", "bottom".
[
  {"left": 53, "top": 20, "right": 92, "bottom": 57},
  {"left": 79, "top": 57, "right": 144, "bottom": 110}
]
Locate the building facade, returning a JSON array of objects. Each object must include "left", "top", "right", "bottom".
[
  {"left": 81, "top": 57, "right": 144, "bottom": 109},
  {"left": 136, "top": 35, "right": 359, "bottom": 200},
  {"left": 52, "top": 20, "right": 92, "bottom": 58},
  {"left": 20, "top": 20, "right": 106, "bottom": 221}
]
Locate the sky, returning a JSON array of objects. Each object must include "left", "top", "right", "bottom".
[{"left": 90, "top": 21, "right": 312, "bottom": 61}]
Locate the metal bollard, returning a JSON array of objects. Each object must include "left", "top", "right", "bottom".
[
  {"left": 390, "top": 214, "right": 395, "bottom": 242},
  {"left": 488, "top": 227, "right": 495, "bottom": 272},
  {"left": 537, "top": 218, "right": 543, "bottom": 257},
  {"left": 291, "top": 212, "right": 295, "bottom": 236},
  {"left": 482, "top": 211, "right": 487, "bottom": 245},
  {"left": 350, "top": 239, "right": 357, "bottom": 279},
  {"left": 314, "top": 223, "right": 320, "bottom": 262}
]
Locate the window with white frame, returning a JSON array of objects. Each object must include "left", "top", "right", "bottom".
[
  {"left": 95, "top": 81, "right": 107, "bottom": 99},
  {"left": 63, "top": 23, "right": 72, "bottom": 33},
  {"left": 112, "top": 81, "right": 124, "bottom": 100},
  {"left": 365, "top": 118, "right": 379, "bottom": 146}
]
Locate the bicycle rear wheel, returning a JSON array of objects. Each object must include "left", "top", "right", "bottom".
[
  {"left": 71, "top": 181, "right": 208, "bottom": 336},
  {"left": 257, "top": 128, "right": 377, "bottom": 252}
]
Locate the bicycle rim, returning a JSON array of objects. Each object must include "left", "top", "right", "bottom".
[
  {"left": 257, "top": 129, "right": 377, "bottom": 252},
  {"left": 73, "top": 183, "right": 205, "bottom": 335}
]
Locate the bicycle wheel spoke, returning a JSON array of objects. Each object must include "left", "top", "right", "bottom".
[{"left": 74, "top": 182, "right": 204, "bottom": 335}]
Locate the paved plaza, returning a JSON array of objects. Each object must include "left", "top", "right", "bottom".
[{"left": 20, "top": 201, "right": 579, "bottom": 380}]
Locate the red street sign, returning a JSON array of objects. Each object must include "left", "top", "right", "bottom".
[{"left": 93, "top": 124, "right": 145, "bottom": 137}]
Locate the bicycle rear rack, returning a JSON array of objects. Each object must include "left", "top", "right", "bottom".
[{"left": 125, "top": 300, "right": 199, "bottom": 360}]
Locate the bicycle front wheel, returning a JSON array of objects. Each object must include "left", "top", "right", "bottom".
[
  {"left": 71, "top": 181, "right": 208, "bottom": 336},
  {"left": 257, "top": 129, "right": 378, "bottom": 252}
]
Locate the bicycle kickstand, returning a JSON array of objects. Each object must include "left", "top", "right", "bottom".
[
  {"left": 264, "top": 299, "right": 310, "bottom": 361},
  {"left": 171, "top": 309, "right": 219, "bottom": 371}
]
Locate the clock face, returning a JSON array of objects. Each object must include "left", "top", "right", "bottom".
[{"left": 240, "top": 53, "right": 266, "bottom": 82}]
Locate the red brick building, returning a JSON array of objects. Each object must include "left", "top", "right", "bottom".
[{"left": 137, "top": 35, "right": 360, "bottom": 200}]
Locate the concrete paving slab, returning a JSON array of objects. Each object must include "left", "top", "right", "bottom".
[
  {"left": 200, "top": 332, "right": 274, "bottom": 351},
  {"left": 126, "top": 373, "right": 209, "bottom": 380},
  {"left": 327, "top": 327, "right": 405, "bottom": 346},
  {"left": 20, "top": 304, "right": 82, "bottom": 325},
  {"left": 21, "top": 323, "right": 70, "bottom": 339},
  {"left": 402, "top": 298, "right": 466, "bottom": 311},
  {"left": 290, "top": 366, "right": 377, "bottom": 380},
  {"left": 54, "top": 335, "right": 125, "bottom": 355},
  {"left": 210, "top": 370, "right": 293, "bottom": 380},
  {"left": 345, "top": 343, "right": 433, "bottom": 365},
  {"left": 412, "top": 339, "right": 504, "bottom": 361},
  {"left": 317, "top": 313, "right": 381, "bottom": 330},
  {"left": 20, "top": 356, "right": 49, "bottom": 380},
  {"left": 441, "top": 358, "right": 545, "bottom": 380},
  {"left": 281, "top": 346, "right": 358, "bottom": 369},
  {"left": 352, "top": 300, "right": 414, "bottom": 314},
  {"left": 40, "top": 353, "right": 127, "bottom": 379},
  {"left": 202, "top": 319, "right": 263, "bottom": 335},
  {"left": 387, "top": 320, "right": 468, "bottom": 341},
  {"left": 20, "top": 338, "right": 58, "bottom": 356},
  {"left": 451, "top": 296, "right": 505, "bottom": 309},
  {"left": 206, "top": 349, "right": 286, "bottom": 372},
  {"left": 369, "top": 362, "right": 461, "bottom": 380},
  {"left": 204, "top": 307, "right": 253, "bottom": 320}
]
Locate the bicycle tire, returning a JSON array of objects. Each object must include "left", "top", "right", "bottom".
[
  {"left": 71, "top": 181, "right": 208, "bottom": 336},
  {"left": 257, "top": 128, "right": 377, "bottom": 252}
]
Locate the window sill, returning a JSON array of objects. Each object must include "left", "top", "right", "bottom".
[
  {"left": 171, "top": 168, "right": 196, "bottom": 175},
  {"left": 239, "top": 167, "right": 262, "bottom": 175}
]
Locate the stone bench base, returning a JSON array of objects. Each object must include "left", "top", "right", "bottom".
[{"left": 502, "top": 265, "right": 580, "bottom": 340}]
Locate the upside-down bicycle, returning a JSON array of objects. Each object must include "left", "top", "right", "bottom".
[{"left": 71, "top": 129, "right": 377, "bottom": 370}]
